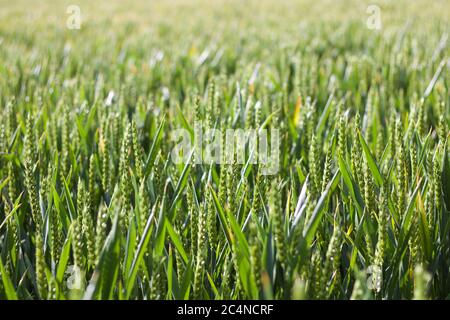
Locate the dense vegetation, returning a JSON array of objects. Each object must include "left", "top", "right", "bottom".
[{"left": 0, "top": 0, "right": 449, "bottom": 300}]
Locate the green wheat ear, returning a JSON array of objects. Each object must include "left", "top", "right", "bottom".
[
  {"left": 248, "top": 197, "right": 262, "bottom": 296},
  {"left": 250, "top": 179, "right": 261, "bottom": 222},
  {"left": 60, "top": 101, "right": 70, "bottom": 183},
  {"left": 131, "top": 120, "right": 143, "bottom": 182},
  {"left": 245, "top": 94, "right": 254, "bottom": 130},
  {"left": 0, "top": 124, "right": 5, "bottom": 157},
  {"left": 138, "top": 178, "right": 150, "bottom": 235},
  {"left": 269, "top": 178, "right": 286, "bottom": 268},
  {"left": 221, "top": 254, "right": 232, "bottom": 298},
  {"left": 24, "top": 115, "right": 42, "bottom": 227},
  {"left": 206, "top": 186, "right": 217, "bottom": 251},
  {"left": 218, "top": 165, "right": 227, "bottom": 210},
  {"left": 322, "top": 220, "right": 341, "bottom": 298},
  {"left": 309, "top": 248, "right": 323, "bottom": 299},
  {"left": 225, "top": 160, "right": 238, "bottom": 216},
  {"left": 321, "top": 147, "right": 333, "bottom": 193},
  {"left": 410, "top": 146, "right": 417, "bottom": 184},
  {"left": 351, "top": 113, "right": 363, "bottom": 190},
  {"left": 432, "top": 156, "right": 442, "bottom": 219},
  {"left": 337, "top": 113, "right": 347, "bottom": 160},
  {"left": 363, "top": 157, "right": 376, "bottom": 219},
  {"left": 50, "top": 205, "right": 63, "bottom": 265},
  {"left": 95, "top": 202, "right": 109, "bottom": 264},
  {"left": 88, "top": 154, "right": 96, "bottom": 212},
  {"left": 119, "top": 122, "right": 132, "bottom": 231},
  {"left": 425, "top": 155, "right": 435, "bottom": 233},
  {"left": 101, "top": 118, "right": 110, "bottom": 193},
  {"left": 35, "top": 230, "right": 48, "bottom": 300},
  {"left": 375, "top": 187, "right": 388, "bottom": 261},
  {"left": 206, "top": 79, "right": 216, "bottom": 129},
  {"left": 185, "top": 187, "right": 195, "bottom": 255},
  {"left": 395, "top": 119, "right": 407, "bottom": 219},
  {"left": 73, "top": 180, "right": 85, "bottom": 269},
  {"left": 193, "top": 196, "right": 207, "bottom": 299},
  {"left": 82, "top": 190, "right": 96, "bottom": 267},
  {"left": 437, "top": 110, "right": 447, "bottom": 145},
  {"left": 308, "top": 133, "right": 320, "bottom": 197}
]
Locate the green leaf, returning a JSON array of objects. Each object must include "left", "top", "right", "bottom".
[
  {"left": 168, "top": 150, "right": 193, "bottom": 216},
  {"left": 206, "top": 272, "right": 219, "bottom": 299},
  {"left": 86, "top": 212, "right": 121, "bottom": 300},
  {"left": 401, "top": 179, "right": 422, "bottom": 236},
  {"left": 154, "top": 196, "right": 167, "bottom": 257},
  {"left": 0, "top": 177, "right": 10, "bottom": 192},
  {"left": 315, "top": 94, "right": 335, "bottom": 136},
  {"left": 417, "top": 193, "right": 432, "bottom": 260},
  {"left": 338, "top": 155, "right": 363, "bottom": 215},
  {"left": 180, "top": 261, "right": 193, "bottom": 300},
  {"left": 165, "top": 218, "right": 188, "bottom": 264},
  {"left": 225, "top": 204, "right": 250, "bottom": 259},
  {"left": 144, "top": 116, "right": 166, "bottom": 176},
  {"left": 125, "top": 202, "right": 157, "bottom": 298},
  {"left": 423, "top": 59, "right": 447, "bottom": 100},
  {"left": 0, "top": 257, "right": 18, "bottom": 300},
  {"left": 210, "top": 186, "right": 232, "bottom": 247},
  {"left": 442, "top": 147, "right": 450, "bottom": 211},
  {"left": 56, "top": 236, "right": 72, "bottom": 283},
  {"left": 0, "top": 194, "right": 22, "bottom": 231},
  {"left": 358, "top": 131, "right": 383, "bottom": 186},
  {"left": 62, "top": 176, "right": 76, "bottom": 221},
  {"left": 303, "top": 171, "right": 339, "bottom": 245},
  {"left": 167, "top": 247, "right": 173, "bottom": 299},
  {"left": 124, "top": 219, "right": 137, "bottom": 280}
]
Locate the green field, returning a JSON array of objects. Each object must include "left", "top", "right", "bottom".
[{"left": 0, "top": 0, "right": 449, "bottom": 300}]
